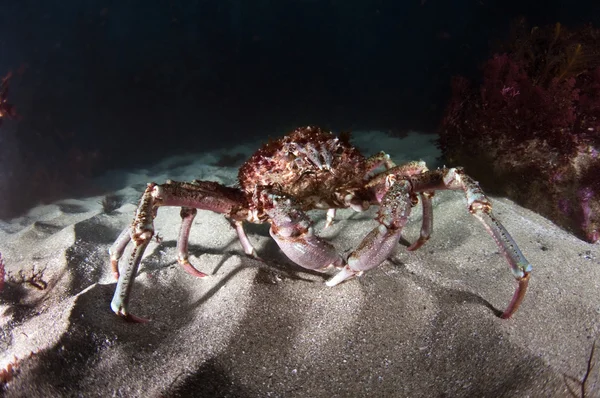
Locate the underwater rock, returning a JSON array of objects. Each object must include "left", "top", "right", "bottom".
[{"left": 439, "top": 21, "right": 600, "bottom": 243}]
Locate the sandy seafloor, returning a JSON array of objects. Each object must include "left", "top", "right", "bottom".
[{"left": 1, "top": 130, "right": 599, "bottom": 397}]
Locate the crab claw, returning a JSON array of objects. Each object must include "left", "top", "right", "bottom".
[
  {"left": 325, "top": 265, "right": 361, "bottom": 286},
  {"left": 270, "top": 226, "right": 344, "bottom": 270},
  {"left": 326, "top": 223, "right": 403, "bottom": 287},
  {"left": 267, "top": 194, "right": 344, "bottom": 271}
]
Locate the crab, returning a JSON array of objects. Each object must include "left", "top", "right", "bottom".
[{"left": 109, "top": 126, "right": 532, "bottom": 322}]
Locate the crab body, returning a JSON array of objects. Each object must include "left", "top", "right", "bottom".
[
  {"left": 108, "top": 126, "right": 532, "bottom": 323},
  {"left": 238, "top": 128, "right": 368, "bottom": 213}
]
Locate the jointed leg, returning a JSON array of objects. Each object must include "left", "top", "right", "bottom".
[
  {"left": 231, "top": 219, "right": 259, "bottom": 258},
  {"left": 368, "top": 161, "right": 434, "bottom": 251},
  {"left": 407, "top": 191, "right": 434, "bottom": 251},
  {"left": 176, "top": 207, "right": 208, "bottom": 278},
  {"left": 409, "top": 167, "right": 532, "bottom": 318},
  {"left": 111, "top": 184, "right": 156, "bottom": 322},
  {"left": 109, "top": 180, "right": 248, "bottom": 321},
  {"left": 364, "top": 151, "right": 396, "bottom": 179},
  {"left": 109, "top": 228, "right": 132, "bottom": 279},
  {"left": 473, "top": 210, "right": 531, "bottom": 318}
]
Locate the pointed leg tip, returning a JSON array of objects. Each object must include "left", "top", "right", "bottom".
[
  {"left": 122, "top": 313, "right": 151, "bottom": 323},
  {"left": 114, "top": 308, "right": 150, "bottom": 323},
  {"left": 187, "top": 269, "right": 209, "bottom": 278},
  {"left": 500, "top": 272, "right": 530, "bottom": 320},
  {"left": 112, "top": 300, "right": 150, "bottom": 323},
  {"left": 499, "top": 311, "right": 513, "bottom": 320},
  {"left": 406, "top": 242, "right": 421, "bottom": 251},
  {"left": 179, "top": 260, "right": 208, "bottom": 278},
  {"left": 407, "top": 237, "right": 429, "bottom": 251},
  {"left": 248, "top": 250, "right": 264, "bottom": 262}
]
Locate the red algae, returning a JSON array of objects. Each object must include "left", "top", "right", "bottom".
[{"left": 440, "top": 21, "right": 600, "bottom": 243}]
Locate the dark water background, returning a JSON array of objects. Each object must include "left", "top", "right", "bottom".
[{"left": 0, "top": 0, "right": 598, "bottom": 217}]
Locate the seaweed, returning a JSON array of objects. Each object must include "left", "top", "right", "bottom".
[
  {"left": 440, "top": 20, "right": 600, "bottom": 243},
  {"left": 564, "top": 340, "right": 599, "bottom": 397}
]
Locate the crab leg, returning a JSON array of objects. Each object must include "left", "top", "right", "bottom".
[
  {"left": 326, "top": 179, "right": 413, "bottom": 286},
  {"left": 110, "top": 181, "right": 248, "bottom": 321},
  {"left": 473, "top": 211, "right": 531, "bottom": 318},
  {"left": 176, "top": 207, "right": 207, "bottom": 278},
  {"left": 409, "top": 167, "right": 532, "bottom": 319},
  {"left": 109, "top": 228, "right": 132, "bottom": 279},
  {"left": 231, "top": 220, "right": 259, "bottom": 258},
  {"left": 364, "top": 151, "right": 396, "bottom": 178},
  {"left": 367, "top": 161, "right": 434, "bottom": 251},
  {"left": 407, "top": 192, "right": 434, "bottom": 251},
  {"left": 111, "top": 184, "right": 156, "bottom": 322}
]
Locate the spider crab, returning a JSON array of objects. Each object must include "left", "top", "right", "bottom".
[{"left": 109, "top": 126, "right": 532, "bottom": 322}]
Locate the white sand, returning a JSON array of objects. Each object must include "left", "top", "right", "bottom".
[{"left": 1, "top": 130, "right": 599, "bottom": 397}]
